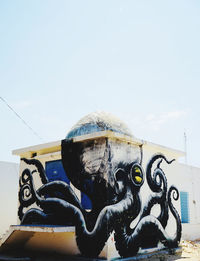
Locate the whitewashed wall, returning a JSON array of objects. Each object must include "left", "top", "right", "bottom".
[{"left": 0, "top": 161, "right": 19, "bottom": 237}]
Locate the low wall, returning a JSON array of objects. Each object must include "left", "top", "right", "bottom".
[{"left": 182, "top": 224, "right": 200, "bottom": 241}]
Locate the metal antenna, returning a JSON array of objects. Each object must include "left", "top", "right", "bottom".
[{"left": 184, "top": 130, "right": 187, "bottom": 165}]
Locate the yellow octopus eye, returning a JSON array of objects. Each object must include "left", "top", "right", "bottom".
[
  {"left": 131, "top": 165, "right": 143, "bottom": 185},
  {"left": 135, "top": 168, "right": 140, "bottom": 173},
  {"left": 135, "top": 176, "right": 142, "bottom": 183}
]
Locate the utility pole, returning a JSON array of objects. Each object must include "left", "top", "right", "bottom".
[{"left": 184, "top": 130, "right": 187, "bottom": 165}]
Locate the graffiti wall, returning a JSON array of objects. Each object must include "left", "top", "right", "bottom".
[{"left": 17, "top": 112, "right": 182, "bottom": 258}]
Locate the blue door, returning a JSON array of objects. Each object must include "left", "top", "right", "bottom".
[
  {"left": 45, "top": 160, "right": 70, "bottom": 184},
  {"left": 46, "top": 160, "right": 92, "bottom": 209},
  {"left": 180, "top": 191, "right": 189, "bottom": 223},
  {"left": 81, "top": 192, "right": 92, "bottom": 210}
]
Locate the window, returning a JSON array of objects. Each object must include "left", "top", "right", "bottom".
[{"left": 180, "top": 191, "right": 189, "bottom": 223}]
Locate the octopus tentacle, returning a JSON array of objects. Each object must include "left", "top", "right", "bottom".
[
  {"left": 37, "top": 181, "right": 84, "bottom": 211},
  {"left": 18, "top": 168, "right": 37, "bottom": 220},
  {"left": 114, "top": 209, "right": 181, "bottom": 259},
  {"left": 146, "top": 154, "right": 174, "bottom": 193},
  {"left": 141, "top": 158, "right": 169, "bottom": 228},
  {"left": 114, "top": 193, "right": 142, "bottom": 257},
  {"left": 161, "top": 185, "right": 182, "bottom": 248},
  {"left": 21, "top": 158, "right": 48, "bottom": 184},
  {"left": 19, "top": 169, "right": 36, "bottom": 205}
]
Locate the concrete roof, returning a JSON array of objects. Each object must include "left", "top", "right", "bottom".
[{"left": 12, "top": 130, "right": 185, "bottom": 159}]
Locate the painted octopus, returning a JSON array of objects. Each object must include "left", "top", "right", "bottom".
[{"left": 18, "top": 137, "right": 181, "bottom": 258}]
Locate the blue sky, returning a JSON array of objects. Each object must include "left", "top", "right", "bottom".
[{"left": 0, "top": 0, "right": 200, "bottom": 167}]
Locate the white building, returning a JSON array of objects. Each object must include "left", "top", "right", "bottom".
[{"left": 1, "top": 112, "right": 200, "bottom": 259}]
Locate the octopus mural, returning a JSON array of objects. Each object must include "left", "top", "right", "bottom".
[
  {"left": 18, "top": 146, "right": 181, "bottom": 257},
  {"left": 18, "top": 112, "right": 182, "bottom": 258}
]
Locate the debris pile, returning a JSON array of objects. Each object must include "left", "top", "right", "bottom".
[{"left": 180, "top": 240, "right": 200, "bottom": 260}]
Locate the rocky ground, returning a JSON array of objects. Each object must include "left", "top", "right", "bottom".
[{"left": 177, "top": 240, "right": 200, "bottom": 261}]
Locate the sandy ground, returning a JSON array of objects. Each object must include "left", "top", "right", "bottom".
[
  {"left": 0, "top": 240, "right": 200, "bottom": 260},
  {"left": 144, "top": 240, "right": 200, "bottom": 261}
]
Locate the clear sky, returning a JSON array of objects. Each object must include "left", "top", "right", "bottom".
[{"left": 0, "top": 0, "right": 200, "bottom": 168}]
